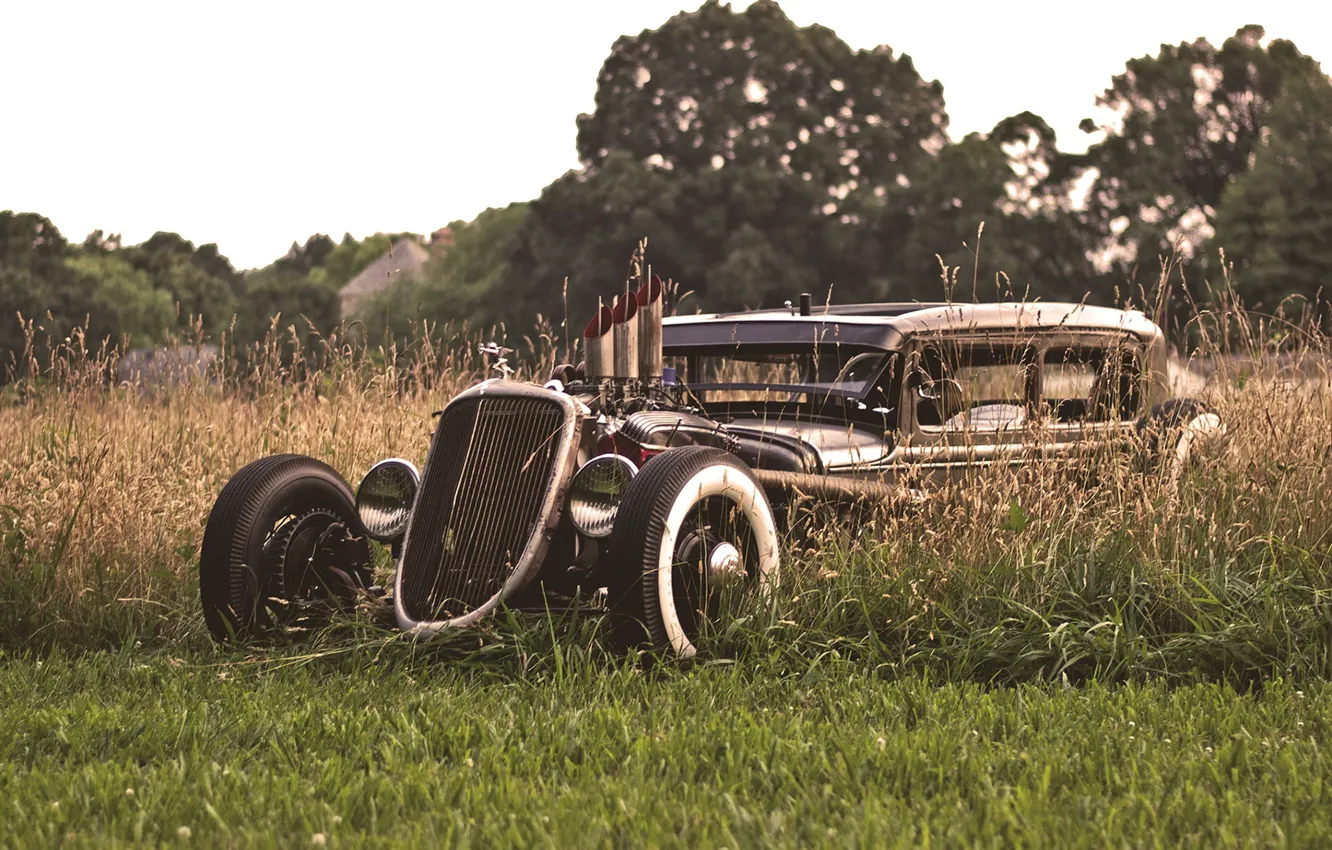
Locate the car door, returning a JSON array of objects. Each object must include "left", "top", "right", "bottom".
[
  {"left": 1032, "top": 333, "right": 1146, "bottom": 471},
  {"left": 896, "top": 332, "right": 1039, "bottom": 488}
]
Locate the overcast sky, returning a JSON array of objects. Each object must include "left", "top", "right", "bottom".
[{"left": 3, "top": 1, "right": 1330, "bottom": 270}]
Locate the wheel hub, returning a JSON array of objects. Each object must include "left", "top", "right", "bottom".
[
  {"left": 265, "top": 509, "right": 363, "bottom": 611},
  {"left": 707, "top": 541, "right": 746, "bottom": 586}
]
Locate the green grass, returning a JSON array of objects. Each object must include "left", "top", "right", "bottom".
[
  {"left": 3, "top": 302, "right": 1330, "bottom": 846},
  {"left": 3, "top": 646, "right": 1330, "bottom": 848}
]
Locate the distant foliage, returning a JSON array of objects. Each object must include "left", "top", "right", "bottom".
[
  {"left": 0, "top": 212, "right": 99, "bottom": 364},
  {"left": 1213, "top": 70, "right": 1332, "bottom": 316},
  {"left": 4, "top": 10, "right": 1332, "bottom": 362},
  {"left": 356, "top": 204, "right": 530, "bottom": 345},
  {"left": 117, "top": 231, "right": 241, "bottom": 336},
  {"left": 1071, "top": 26, "right": 1326, "bottom": 282},
  {"left": 0, "top": 219, "right": 425, "bottom": 377},
  {"left": 63, "top": 253, "right": 175, "bottom": 343},
  {"left": 517, "top": 0, "right": 956, "bottom": 317},
  {"left": 235, "top": 232, "right": 408, "bottom": 356},
  {"left": 576, "top": 0, "right": 949, "bottom": 213},
  {"left": 509, "top": 0, "right": 1119, "bottom": 323}
]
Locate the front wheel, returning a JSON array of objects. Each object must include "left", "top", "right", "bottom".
[
  {"left": 200, "top": 454, "right": 373, "bottom": 643},
  {"left": 607, "top": 447, "right": 780, "bottom": 657}
]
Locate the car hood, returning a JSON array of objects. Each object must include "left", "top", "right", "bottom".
[{"left": 725, "top": 418, "right": 890, "bottom": 472}]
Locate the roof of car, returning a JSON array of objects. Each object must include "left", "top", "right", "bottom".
[
  {"left": 662, "top": 301, "right": 1162, "bottom": 352},
  {"left": 710, "top": 301, "right": 953, "bottom": 318}
]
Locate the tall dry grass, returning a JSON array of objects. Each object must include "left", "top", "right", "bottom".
[
  {"left": 0, "top": 293, "right": 1329, "bottom": 684},
  {"left": 0, "top": 317, "right": 563, "bottom": 646},
  {"left": 749, "top": 290, "right": 1332, "bottom": 683},
  {"left": 759, "top": 358, "right": 1332, "bottom": 683}
]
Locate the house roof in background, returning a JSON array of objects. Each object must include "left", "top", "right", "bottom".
[{"left": 339, "top": 238, "right": 431, "bottom": 300}]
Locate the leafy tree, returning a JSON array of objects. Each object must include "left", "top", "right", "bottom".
[
  {"left": 190, "top": 242, "right": 243, "bottom": 291},
  {"left": 233, "top": 273, "right": 340, "bottom": 353},
  {"left": 417, "top": 203, "right": 529, "bottom": 324},
  {"left": 80, "top": 230, "right": 122, "bottom": 252},
  {"left": 236, "top": 234, "right": 341, "bottom": 343},
  {"left": 872, "top": 133, "right": 1012, "bottom": 298},
  {"left": 516, "top": 0, "right": 953, "bottom": 318},
  {"left": 0, "top": 211, "right": 67, "bottom": 265},
  {"left": 709, "top": 221, "right": 821, "bottom": 308},
  {"left": 514, "top": 152, "right": 680, "bottom": 321},
  {"left": 356, "top": 205, "right": 531, "bottom": 348},
  {"left": 119, "top": 232, "right": 239, "bottom": 334},
  {"left": 0, "top": 213, "right": 99, "bottom": 367},
  {"left": 1213, "top": 69, "right": 1332, "bottom": 316},
  {"left": 1073, "top": 25, "right": 1323, "bottom": 278},
  {"left": 275, "top": 234, "right": 336, "bottom": 277},
  {"left": 577, "top": 0, "right": 947, "bottom": 221},
  {"left": 64, "top": 253, "right": 175, "bottom": 344},
  {"left": 871, "top": 114, "right": 1105, "bottom": 302},
  {"left": 511, "top": 150, "right": 844, "bottom": 324}
]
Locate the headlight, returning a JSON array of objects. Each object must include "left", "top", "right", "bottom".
[
  {"left": 568, "top": 454, "right": 638, "bottom": 538},
  {"left": 355, "top": 458, "right": 419, "bottom": 543}
]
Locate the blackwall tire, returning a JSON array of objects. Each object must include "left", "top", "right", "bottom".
[
  {"left": 200, "top": 454, "right": 372, "bottom": 643},
  {"left": 607, "top": 447, "right": 780, "bottom": 658},
  {"left": 1138, "top": 398, "right": 1225, "bottom": 484}
]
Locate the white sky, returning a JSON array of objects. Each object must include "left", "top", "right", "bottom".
[{"left": 3, "top": 1, "right": 1329, "bottom": 270}]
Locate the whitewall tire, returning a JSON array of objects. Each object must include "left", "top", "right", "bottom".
[{"left": 607, "top": 447, "right": 780, "bottom": 657}]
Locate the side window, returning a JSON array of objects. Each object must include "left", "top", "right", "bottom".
[
  {"left": 913, "top": 341, "right": 1037, "bottom": 432},
  {"left": 1042, "top": 345, "right": 1142, "bottom": 422}
]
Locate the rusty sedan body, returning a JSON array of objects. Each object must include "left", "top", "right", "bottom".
[{"left": 660, "top": 300, "right": 1173, "bottom": 496}]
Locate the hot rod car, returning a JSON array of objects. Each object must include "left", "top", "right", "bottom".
[{"left": 199, "top": 283, "right": 1223, "bottom": 656}]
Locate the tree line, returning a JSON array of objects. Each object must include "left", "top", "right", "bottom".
[
  {"left": 5, "top": 1, "right": 1330, "bottom": 372},
  {"left": 0, "top": 214, "right": 420, "bottom": 371}
]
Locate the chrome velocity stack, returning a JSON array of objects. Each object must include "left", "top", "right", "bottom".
[
  {"left": 583, "top": 304, "right": 614, "bottom": 381},
  {"left": 611, "top": 292, "right": 639, "bottom": 380},
  {"left": 636, "top": 275, "right": 664, "bottom": 381}
]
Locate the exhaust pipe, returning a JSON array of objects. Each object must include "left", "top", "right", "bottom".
[
  {"left": 583, "top": 304, "right": 614, "bottom": 380},
  {"left": 611, "top": 292, "right": 639, "bottom": 379},
  {"left": 750, "top": 469, "right": 928, "bottom": 511},
  {"left": 636, "top": 274, "right": 664, "bottom": 381}
]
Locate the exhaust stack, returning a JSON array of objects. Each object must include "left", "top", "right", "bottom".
[
  {"left": 610, "top": 292, "right": 639, "bottom": 379},
  {"left": 636, "top": 274, "right": 664, "bottom": 381},
  {"left": 583, "top": 304, "right": 614, "bottom": 380}
]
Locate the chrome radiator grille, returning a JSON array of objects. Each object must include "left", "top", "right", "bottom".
[{"left": 398, "top": 387, "right": 576, "bottom": 624}]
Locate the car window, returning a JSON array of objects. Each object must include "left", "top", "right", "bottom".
[
  {"left": 1042, "top": 345, "right": 1142, "bottom": 422},
  {"left": 915, "top": 341, "right": 1037, "bottom": 433},
  {"left": 668, "top": 346, "right": 890, "bottom": 403}
]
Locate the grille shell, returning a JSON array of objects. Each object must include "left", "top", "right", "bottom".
[{"left": 394, "top": 382, "right": 580, "bottom": 632}]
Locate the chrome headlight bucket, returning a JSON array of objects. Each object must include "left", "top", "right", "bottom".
[
  {"left": 567, "top": 454, "right": 638, "bottom": 538},
  {"left": 355, "top": 458, "right": 420, "bottom": 543}
]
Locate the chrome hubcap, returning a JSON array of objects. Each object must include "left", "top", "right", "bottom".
[{"left": 707, "top": 541, "right": 745, "bottom": 585}]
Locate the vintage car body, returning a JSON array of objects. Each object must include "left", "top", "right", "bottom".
[
  {"left": 659, "top": 300, "right": 1172, "bottom": 493},
  {"left": 198, "top": 287, "right": 1217, "bottom": 657}
]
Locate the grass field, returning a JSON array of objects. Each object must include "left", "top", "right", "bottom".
[
  {"left": 3, "top": 648, "right": 1329, "bottom": 848},
  {"left": 2, "top": 304, "right": 1332, "bottom": 845}
]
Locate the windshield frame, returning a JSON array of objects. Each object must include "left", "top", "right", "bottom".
[
  {"left": 670, "top": 343, "right": 895, "bottom": 402},
  {"left": 668, "top": 344, "right": 902, "bottom": 429}
]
